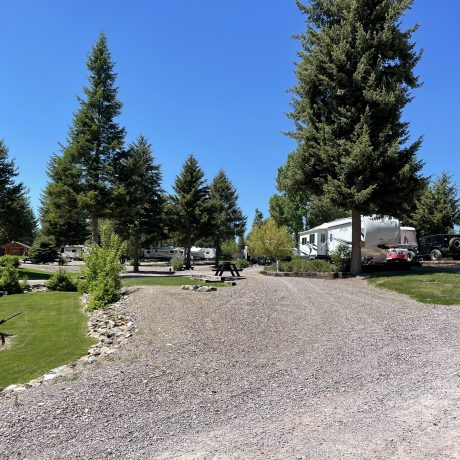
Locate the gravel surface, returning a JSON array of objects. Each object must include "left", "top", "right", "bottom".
[{"left": 1, "top": 272, "right": 459, "bottom": 459}]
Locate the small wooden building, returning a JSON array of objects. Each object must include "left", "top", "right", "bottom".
[{"left": 0, "top": 241, "right": 31, "bottom": 256}]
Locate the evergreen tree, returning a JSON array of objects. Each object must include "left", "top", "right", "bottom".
[
  {"left": 0, "top": 139, "right": 36, "bottom": 243},
  {"left": 112, "top": 135, "right": 164, "bottom": 272},
  {"left": 42, "top": 33, "right": 125, "bottom": 244},
  {"left": 40, "top": 153, "right": 89, "bottom": 246},
  {"left": 209, "top": 170, "right": 246, "bottom": 266},
  {"left": 283, "top": 0, "right": 424, "bottom": 273},
  {"left": 409, "top": 172, "right": 460, "bottom": 236},
  {"left": 252, "top": 209, "right": 265, "bottom": 228},
  {"left": 168, "top": 155, "right": 211, "bottom": 270}
]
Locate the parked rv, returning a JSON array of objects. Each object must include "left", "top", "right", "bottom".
[
  {"left": 190, "top": 247, "right": 216, "bottom": 261},
  {"left": 299, "top": 216, "right": 414, "bottom": 263},
  {"left": 60, "top": 245, "right": 86, "bottom": 261},
  {"left": 142, "top": 246, "right": 183, "bottom": 260}
]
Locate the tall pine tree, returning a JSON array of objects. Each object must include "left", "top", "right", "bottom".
[
  {"left": 42, "top": 33, "right": 125, "bottom": 244},
  {"left": 283, "top": 0, "right": 424, "bottom": 273},
  {"left": 168, "top": 155, "right": 211, "bottom": 269},
  {"left": 209, "top": 170, "right": 246, "bottom": 266},
  {"left": 112, "top": 135, "right": 164, "bottom": 272},
  {"left": 0, "top": 139, "right": 36, "bottom": 244}
]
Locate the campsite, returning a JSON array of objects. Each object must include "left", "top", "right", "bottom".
[{"left": 1, "top": 1, "right": 460, "bottom": 459}]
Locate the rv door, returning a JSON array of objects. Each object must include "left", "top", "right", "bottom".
[{"left": 317, "top": 232, "right": 328, "bottom": 257}]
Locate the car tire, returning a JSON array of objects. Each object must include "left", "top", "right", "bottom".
[
  {"left": 449, "top": 237, "right": 460, "bottom": 249},
  {"left": 430, "top": 249, "right": 442, "bottom": 261},
  {"left": 407, "top": 251, "right": 416, "bottom": 262}
]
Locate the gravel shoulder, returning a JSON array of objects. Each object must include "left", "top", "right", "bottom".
[{"left": 1, "top": 273, "right": 459, "bottom": 459}]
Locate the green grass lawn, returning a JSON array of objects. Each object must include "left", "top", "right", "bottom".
[
  {"left": 18, "top": 268, "right": 81, "bottom": 280},
  {"left": 122, "top": 276, "right": 226, "bottom": 287},
  {"left": 0, "top": 292, "right": 95, "bottom": 388},
  {"left": 368, "top": 270, "right": 460, "bottom": 305}
]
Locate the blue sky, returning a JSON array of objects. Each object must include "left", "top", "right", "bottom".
[{"left": 0, "top": 1, "right": 459, "bottom": 228}]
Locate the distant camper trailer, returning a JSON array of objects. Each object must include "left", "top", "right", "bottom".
[
  {"left": 60, "top": 245, "right": 86, "bottom": 261},
  {"left": 190, "top": 247, "right": 216, "bottom": 261},
  {"left": 142, "top": 246, "right": 183, "bottom": 260},
  {"left": 299, "top": 216, "right": 406, "bottom": 263}
]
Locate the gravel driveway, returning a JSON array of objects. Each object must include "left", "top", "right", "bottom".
[{"left": 1, "top": 273, "right": 459, "bottom": 459}]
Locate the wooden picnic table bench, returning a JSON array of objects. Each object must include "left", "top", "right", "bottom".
[{"left": 214, "top": 262, "right": 240, "bottom": 277}]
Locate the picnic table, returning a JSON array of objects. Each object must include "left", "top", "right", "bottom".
[{"left": 213, "top": 262, "right": 240, "bottom": 277}]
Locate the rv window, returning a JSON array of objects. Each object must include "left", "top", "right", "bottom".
[
  {"left": 301, "top": 237, "right": 306, "bottom": 245},
  {"left": 146, "top": 250, "right": 151, "bottom": 254},
  {"left": 309, "top": 234, "right": 315, "bottom": 244},
  {"left": 320, "top": 233, "right": 326, "bottom": 243},
  {"left": 329, "top": 234, "right": 333, "bottom": 242}
]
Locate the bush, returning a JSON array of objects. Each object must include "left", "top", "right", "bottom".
[
  {"left": 0, "top": 265, "right": 23, "bottom": 294},
  {"left": 330, "top": 244, "right": 352, "bottom": 272},
  {"left": 29, "top": 234, "right": 59, "bottom": 264},
  {"left": 234, "top": 258, "right": 249, "bottom": 270},
  {"left": 45, "top": 268, "right": 77, "bottom": 292},
  {"left": 171, "top": 256, "right": 184, "bottom": 271},
  {"left": 277, "top": 257, "right": 333, "bottom": 273},
  {"left": 0, "top": 255, "right": 21, "bottom": 268},
  {"left": 80, "top": 229, "right": 126, "bottom": 311}
]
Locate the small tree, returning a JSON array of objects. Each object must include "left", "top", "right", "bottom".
[
  {"left": 409, "top": 172, "right": 460, "bottom": 236},
  {"left": 246, "top": 219, "right": 292, "bottom": 266},
  {"left": 112, "top": 135, "right": 164, "bottom": 272},
  {"left": 208, "top": 170, "right": 246, "bottom": 266},
  {"left": 29, "top": 234, "right": 59, "bottom": 264},
  {"left": 168, "top": 155, "right": 212, "bottom": 269},
  {"left": 80, "top": 227, "right": 126, "bottom": 311}
]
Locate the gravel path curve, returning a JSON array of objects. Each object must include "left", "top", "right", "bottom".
[{"left": 1, "top": 273, "right": 459, "bottom": 459}]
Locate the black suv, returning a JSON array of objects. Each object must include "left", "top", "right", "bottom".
[{"left": 417, "top": 234, "right": 460, "bottom": 261}]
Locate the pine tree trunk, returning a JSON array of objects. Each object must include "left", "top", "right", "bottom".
[
  {"left": 350, "top": 209, "right": 362, "bottom": 275},
  {"left": 91, "top": 215, "right": 99, "bottom": 245},
  {"left": 214, "top": 244, "right": 221, "bottom": 268},
  {"left": 133, "top": 234, "right": 140, "bottom": 273},
  {"left": 185, "top": 239, "right": 192, "bottom": 270}
]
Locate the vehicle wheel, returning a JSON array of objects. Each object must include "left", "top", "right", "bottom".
[
  {"left": 449, "top": 237, "right": 460, "bottom": 249},
  {"left": 407, "top": 251, "right": 416, "bottom": 262},
  {"left": 430, "top": 249, "right": 442, "bottom": 261}
]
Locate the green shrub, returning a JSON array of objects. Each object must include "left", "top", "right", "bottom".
[
  {"left": 0, "top": 255, "right": 21, "bottom": 268},
  {"left": 234, "top": 258, "right": 249, "bottom": 270},
  {"left": 330, "top": 244, "right": 352, "bottom": 272},
  {"left": 0, "top": 265, "right": 23, "bottom": 294},
  {"left": 45, "top": 269, "right": 77, "bottom": 292},
  {"left": 277, "top": 257, "right": 333, "bottom": 273},
  {"left": 80, "top": 229, "right": 126, "bottom": 311},
  {"left": 171, "top": 256, "right": 184, "bottom": 271},
  {"left": 29, "top": 234, "right": 58, "bottom": 264}
]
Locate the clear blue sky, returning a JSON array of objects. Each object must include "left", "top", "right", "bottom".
[{"left": 1, "top": 0, "right": 458, "bottom": 229}]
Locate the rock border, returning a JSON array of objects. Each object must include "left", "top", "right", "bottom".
[
  {"left": 260, "top": 270, "right": 349, "bottom": 279},
  {"left": 1, "top": 292, "right": 136, "bottom": 396}
]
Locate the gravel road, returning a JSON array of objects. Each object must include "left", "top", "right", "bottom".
[{"left": 1, "top": 273, "right": 459, "bottom": 459}]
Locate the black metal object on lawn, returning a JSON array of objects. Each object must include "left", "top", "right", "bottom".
[
  {"left": 214, "top": 262, "right": 240, "bottom": 277},
  {"left": 0, "top": 311, "right": 21, "bottom": 345}
]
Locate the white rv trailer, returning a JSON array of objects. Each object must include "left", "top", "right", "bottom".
[
  {"left": 190, "top": 247, "right": 216, "bottom": 261},
  {"left": 142, "top": 246, "right": 183, "bottom": 260},
  {"left": 298, "top": 216, "right": 402, "bottom": 262},
  {"left": 60, "top": 245, "right": 87, "bottom": 261}
]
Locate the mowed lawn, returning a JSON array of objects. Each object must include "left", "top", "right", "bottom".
[
  {"left": 122, "top": 276, "right": 226, "bottom": 287},
  {"left": 18, "top": 268, "right": 81, "bottom": 280},
  {"left": 0, "top": 292, "right": 95, "bottom": 388},
  {"left": 368, "top": 270, "right": 460, "bottom": 305}
]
